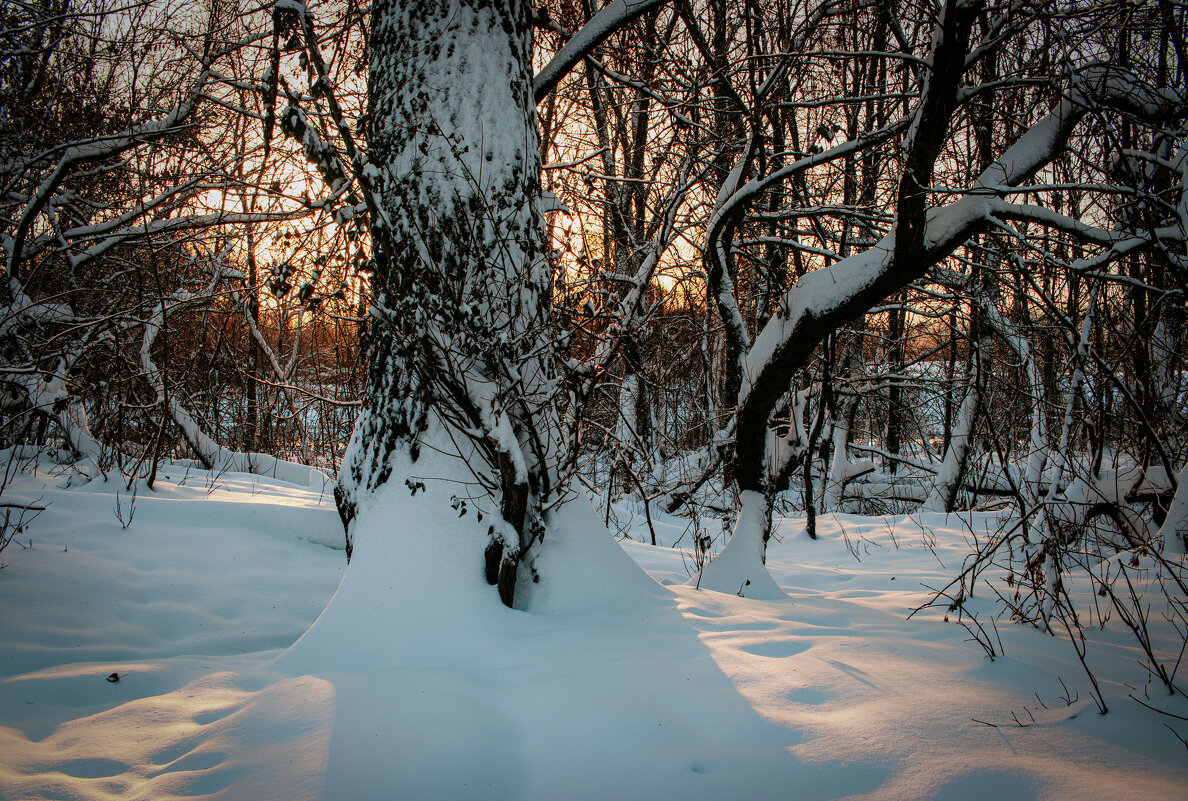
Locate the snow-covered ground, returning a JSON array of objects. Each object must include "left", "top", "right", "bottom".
[{"left": 1, "top": 454, "right": 1185, "bottom": 800}]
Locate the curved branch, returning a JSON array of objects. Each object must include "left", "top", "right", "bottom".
[
  {"left": 533, "top": 0, "right": 670, "bottom": 104},
  {"left": 5, "top": 78, "right": 208, "bottom": 281}
]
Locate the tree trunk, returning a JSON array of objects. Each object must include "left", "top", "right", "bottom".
[
  {"left": 336, "top": 0, "right": 552, "bottom": 606},
  {"left": 922, "top": 365, "right": 980, "bottom": 512},
  {"left": 715, "top": 0, "right": 978, "bottom": 585},
  {"left": 885, "top": 295, "right": 905, "bottom": 473},
  {"left": 244, "top": 238, "right": 261, "bottom": 454},
  {"left": 694, "top": 489, "right": 785, "bottom": 599}
]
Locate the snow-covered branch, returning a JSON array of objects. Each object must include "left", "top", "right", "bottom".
[
  {"left": 5, "top": 79, "right": 209, "bottom": 280},
  {"left": 533, "top": 0, "right": 671, "bottom": 104}
]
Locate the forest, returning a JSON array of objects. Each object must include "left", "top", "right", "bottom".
[{"left": 1, "top": 0, "right": 1187, "bottom": 798}]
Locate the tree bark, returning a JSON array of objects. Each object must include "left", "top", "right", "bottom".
[{"left": 337, "top": 0, "right": 551, "bottom": 604}]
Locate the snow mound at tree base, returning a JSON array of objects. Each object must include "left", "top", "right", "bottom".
[
  {"left": 691, "top": 490, "right": 786, "bottom": 600},
  {"left": 277, "top": 452, "right": 807, "bottom": 799}
]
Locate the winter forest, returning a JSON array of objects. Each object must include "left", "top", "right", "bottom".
[{"left": 2, "top": 0, "right": 1187, "bottom": 798}]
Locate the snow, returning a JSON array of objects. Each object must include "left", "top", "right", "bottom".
[
  {"left": 532, "top": 0, "right": 670, "bottom": 103},
  {"left": 1, "top": 453, "right": 1186, "bottom": 800},
  {"left": 692, "top": 490, "right": 786, "bottom": 600},
  {"left": 921, "top": 378, "right": 979, "bottom": 513},
  {"left": 1158, "top": 465, "right": 1188, "bottom": 556}
]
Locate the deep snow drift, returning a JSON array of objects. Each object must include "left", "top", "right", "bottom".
[{"left": 1, "top": 452, "right": 1185, "bottom": 800}]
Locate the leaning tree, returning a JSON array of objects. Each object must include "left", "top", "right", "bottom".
[{"left": 692, "top": 0, "right": 1188, "bottom": 596}]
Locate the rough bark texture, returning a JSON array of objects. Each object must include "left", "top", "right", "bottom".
[{"left": 337, "top": 0, "right": 550, "bottom": 590}]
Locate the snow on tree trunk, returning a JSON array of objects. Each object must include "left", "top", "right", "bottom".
[
  {"left": 2, "top": 279, "right": 105, "bottom": 469},
  {"left": 335, "top": 0, "right": 556, "bottom": 606},
  {"left": 1021, "top": 344, "right": 1049, "bottom": 500},
  {"left": 705, "top": 0, "right": 977, "bottom": 591},
  {"left": 822, "top": 407, "right": 849, "bottom": 511},
  {"left": 1149, "top": 308, "right": 1184, "bottom": 459},
  {"left": 921, "top": 382, "right": 977, "bottom": 512},
  {"left": 615, "top": 371, "right": 642, "bottom": 457},
  {"left": 692, "top": 489, "right": 785, "bottom": 599},
  {"left": 823, "top": 396, "right": 874, "bottom": 510},
  {"left": 1158, "top": 465, "right": 1188, "bottom": 556},
  {"left": 141, "top": 298, "right": 232, "bottom": 473},
  {"left": 922, "top": 334, "right": 985, "bottom": 513},
  {"left": 613, "top": 339, "right": 654, "bottom": 479},
  {"left": 16, "top": 364, "right": 105, "bottom": 469}
]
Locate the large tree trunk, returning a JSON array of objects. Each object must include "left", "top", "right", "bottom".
[{"left": 336, "top": 0, "right": 553, "bottom": 605}]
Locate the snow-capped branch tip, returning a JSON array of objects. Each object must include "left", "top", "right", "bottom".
[{"left": 533, "top": 0, "right": 670, "bottom": 104}]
